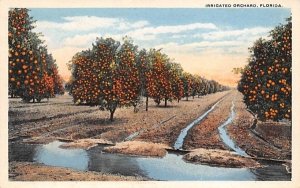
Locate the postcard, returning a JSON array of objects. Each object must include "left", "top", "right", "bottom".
[{"left": 0, "top": 0, "right": 299, "bottom": 188}]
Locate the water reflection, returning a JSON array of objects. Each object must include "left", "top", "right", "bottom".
[
  {"left": 88, "top": 146, "right": 147, "bottom": 177},
  {"left": 9, "top": 141, "right": 37, "bottom": 162},
  {"left": 250, "top": 162, "right": 291, "bottom": 181},
  {"left": 136, "top": 153, "right": 255, "bottom": 181},
  {"left": 9, "top": 141, "right": 291, "bottom": 181},
  {"left": 34, "top": 141, "right": 89, "bottom": 171}
]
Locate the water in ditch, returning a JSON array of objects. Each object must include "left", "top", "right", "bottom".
[
  {"left": 9, "top": 140, "right": 290, "bottom": 180},
  {"left": 218, "top": 101, "right": 249, "bottom": 157},
  {"left": 174, "top": 99, "right": 223, "bottom": 150}
]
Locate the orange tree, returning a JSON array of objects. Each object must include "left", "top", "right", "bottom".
[
  {"left": 92, "top": 38, "right": 120, "bottom": 121},
  {"left": 69, "top": 37, "right": 229, "bottom": 117},
  {"left": 193, "top": 75, "right": 204, "bottom": 98},
  {"left": 70, "top": 38, "right": 120, "bottom": 120},
  {"left": 169, "top": 62, "right": 184, "bottom": 103},
  {"left": 147, "top": 49, "right": 173, "bottom": 106},
  {"left": 136, "top": 49, "right": 151, "bottom": 111},
  {"left": 69, "top": 50, "right": 99, "bottom": 105},
  {"left": 181, "top": 72, "right": 193, "bottom": 101},
  {"left": 51, "top": 64, "right": 65, "bottom": 95},
  {"left": 9, "top": 8, "right": 63, "bottom": 102},
  {"left": 9, "top": 8, "right": 34, "bottom": 98},
  {"left": 199, "top": 78, "right": 209, "bottom": 95},
  {"left": 210, "top": 80, "right": 221, "bottom": 93},
  {"left": 115, "top": 38, "right": 140, "bottom": 112},
  {"left": 70, "top": 37, "right": 141, "bottom": 121},
  {"left": 190, "top": 74, "right": 200, "bottom": 99},
  {"left": 238, "top": 17, "right": 291, "bottom": 121}
]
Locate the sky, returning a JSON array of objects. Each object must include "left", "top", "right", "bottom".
[{"left": 29, "top": 8, "right": 291, "bottom": 86}]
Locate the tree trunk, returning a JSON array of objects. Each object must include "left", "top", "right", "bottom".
[
  {"left": 177, "top": 98, "right": 180, "bottom": 103},
  {"left": 164, "top": 98, "right": 167, "bottom": 107},
  {"left": 109, "top": 108, "right": 116, "bottom": 122},
  {"left": 133, "top": 104, "right": 138, "bottom": 113},
  {"left": 146, "top": 96, "right": 148, "bottom": 111},
  {"left": 186, "top": 96, "right": 188, "bottom": 101},
  {"left": 193, "top": 95, "right": 194, "bottom": 99},
  {"left": 33, "top": 97, "right": 35, "bottom": 103}
]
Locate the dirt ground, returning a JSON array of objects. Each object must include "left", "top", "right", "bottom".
[
  {"left": 226, "top": 93, "right": 291, "bottom": 160},
  {"left": 9, "top": 91, "right": 229, "bottom": 146},
  {"left": 174, "top": 90, "right": 291, "bottom": 161},
  {"left": 183, "top": 148, "right": 261, "bottom": 168},
  {"left": 8, "top": 90, "right": 292, "bottom": 180},
  {"left": 134, "top": 92, "right": 230, "bottom": 146},
  {"left": 9, "top": 162, "right": 145, "bottom": 181},
  {"left": 59, "top": 138, "right": 114, "bottom": 149},
  {"left": 182, "top": 91, "right": 236, "bottom": 150},
  {"left": 103, "top": 141, "right": 171, "bottom": 157}
]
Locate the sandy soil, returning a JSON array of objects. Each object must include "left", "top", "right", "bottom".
[
  {"left": 254, "top": 121, "right": 291, "bottom": 152},
  {"left": 134, "top": 92, "right": 230, "bottom": 146},
  {"left": 226, "top": 92, "right": 291, "bottom": 160},
  {"left": 8, "top": 90, "right": 292, "bottom": 180},
  {"left": 9, "top": 91, "right": 230, "bottom": 146},
  {"left": 183, "top": 148, "right": 261, "bottom": 168},
  {"left": 103, "top": 141, "right": 171, "bottom": 157},
  {"left": 9, "top": 162, "right": 145, "bottom": 181},
  {"left": 59, "top": 138, "right": 114, "bottom": 149},
  {"left": 182, "top": 91, "right": 237, "bottom": 150}
]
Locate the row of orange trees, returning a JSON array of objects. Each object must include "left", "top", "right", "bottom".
[
  {"left": 8, "top": 8, "right": 64, "bottom": 102},
  {"left": 238, "top": 17, "right": 291, "bottom": 121},
  {"left": 68, "top": 37, "right": 229, "bottom": 121}
]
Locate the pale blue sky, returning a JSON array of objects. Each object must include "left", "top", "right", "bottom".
[{"left": 28, "top": 8, "right": 291, "bottom": 85}]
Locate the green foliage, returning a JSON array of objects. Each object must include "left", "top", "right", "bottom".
[
  {"left": 238, "top": 17, "right": 291, "bottom": 121},
  {"left": 8, "top": 8, "right": 64, "bottom": 102}
]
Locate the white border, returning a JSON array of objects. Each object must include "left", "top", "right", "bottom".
[{"left": 0, "top": 0, "right": 299, "bottom": 188}]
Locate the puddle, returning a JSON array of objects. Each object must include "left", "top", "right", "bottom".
[
  {"left": 34, "top": 141, "right": 89, "bottom": 170},
  {"left": 9, "top": 141, "right": 290, "bottom": 180},
  {"left": 174, "top": 99, "right": 223, "bottom": 150},
  {"left": 218, "top": 101, "right": 249, "bottom": 157}
]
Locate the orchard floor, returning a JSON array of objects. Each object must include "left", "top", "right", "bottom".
[
  {"left": 9, "top": 91, "right": 230, "bottom": 145},
  {"left": 8, "top": 90, "right": 291, "bottom": 180},
  {"left": 9, "top": 161, "right": 145, "bottom": 181}
]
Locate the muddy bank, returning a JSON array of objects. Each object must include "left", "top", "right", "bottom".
[
  {"left": 9, "top": 162, "right": 145, "bottom": 181},
  {"left": 59, "top": 138, "right": 114, "bottom": 149},
  {"left": 254, "top": 121, "right": 291, "bottom": 152},
  {"left": 183, "top": 148, "right": 261, "bottom": 168},
  {"left": 103, "top": 141, "right": 171, "bottom": 157},
  {"left": 227, "top": 92, "right": 291, "bottom": 160}
]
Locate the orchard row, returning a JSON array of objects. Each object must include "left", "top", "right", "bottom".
[
  {"left": 67, "top": 37, "right": 229, "bottom": 121},
  {"left": 8, "top": 8, "right": 64, "bottom": 102},
  {"left": 238, "top": 17, "right": 291, "bottom": 121}
]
